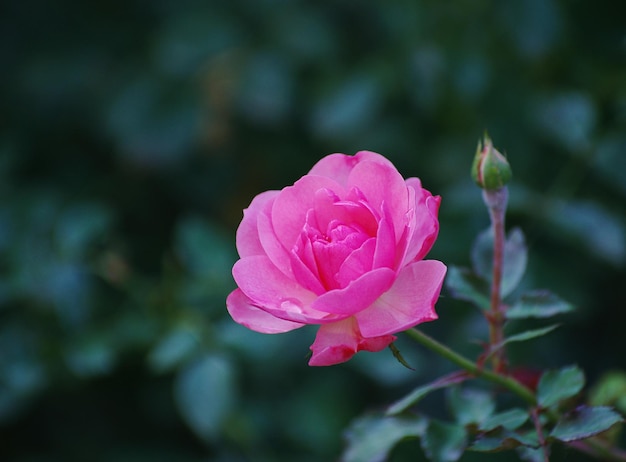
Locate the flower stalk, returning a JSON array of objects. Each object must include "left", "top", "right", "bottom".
[
  {"left": 472, "top": 134, "right": 512, "bottom": 373},
  {"left": 483, "top": 187, "right": 508, "bottom": 373},
  {"left": 405, "top": 328, "right": 536, "bottom": 405}
]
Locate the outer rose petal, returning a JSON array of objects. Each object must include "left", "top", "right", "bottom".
[
  {"left": 233, "top": 255, "right": 341, "bottom": 324},
  {"left": 356, "top": 260, "right": 447, "bottom": 337},
  {"left": 309, "top": 317, "right": 396, "bottom": 366},
  {"left": 236, "top": 190, "right": 279, "bottom": 258},
  {"left": 226, "top": 289, "right": 304, "bottom": 333},
  {"left": 402, "top": 178, "right": 441, "bottom": 264},
  {"left": 308, "top": 151, "right": 397, "bottom": 188}
]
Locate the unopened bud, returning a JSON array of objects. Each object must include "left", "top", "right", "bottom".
[{"left": 471, "top": 134, "right": 512, "bottom": 190}]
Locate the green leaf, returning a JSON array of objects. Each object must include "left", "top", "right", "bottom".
[
  {"left": 550, "top": 405, "right": 623, "bottom": 442},
  {"left": 445, "top": 266, "right": 490, "bottom": 310},
  {"left": 386, "top": 371, "right": 468, "bottom": 416},
  {"left": 507, "top": 290, "right": 574, "bottom": 319},
  {"left": 341, "top": 413, "right": 427, "bottom": 462},
  {"left": 448, "top": 387, "right": 495, "bottom": 426},
  {"left": 421, "top": 420, "right": 467, "bottom": 462},
  {"left": 502, "top": 324, "right": 560, "bottom": 346},
  {"left": 479, "top": 408, "right": 529, "bottom": 432},
  {"left": 517, "top": 445, "right": 550, "bottom": 462},
  {"left": 589, "top": 370, "right": 626, "bottom": 414},
  {"left": 174, "top": 354, "right": 236, "bottom": 442},
  {"left": 471, "top": 428, "right": 537, "bottom": 452},
  {"left": 537, "top": 365, "right": 585, "bottom": 408},
  {"left": 471, "top": 227, "right": 528, "bottom": 298}
]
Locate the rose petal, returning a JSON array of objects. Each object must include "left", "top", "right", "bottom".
[
  {"left": 308, "top": 317, "right": 396, "bottom": 366},
  {"left": 311, "top": 267, "right": 396, "bottom": 315},
  {"left": 402, "top": 178, "right": 441, "bottom": 264},
  {"left": 356, "top": 260, "right": 447, "bottom": 337},
  {"left": 236, "top": 190, "right": 279, "bottom": 258},
  {"left": 347, "top": 160, "right": 409, "bottom": 240},
  {"left": 335, "top": 238, "right": 376, "bottom": 288},
  {"left": 233, "top": 255, "right": 340, "bottom": 324},
  {"left": 308, "top": 151, "right": 398, "bottom": 185},
  {"left": 226, "top": 289, "right": 304, "bottom": 333},
  {"left": 372, "top": 201, "right": 396, "bottom": 269},
  {"left": 258, "top": 198, "right": 293, "bottom": 277},
  {"left": 271, "top": 175, "right": 345, "bottom": 252}
]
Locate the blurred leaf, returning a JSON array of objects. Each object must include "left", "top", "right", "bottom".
[
  {"left": 589, "top": 370, "right": 626, "bottom": 414},
  {"left": 236, "top": 52, "right": 294, "bottom": 126},
  {"left": 175, "top": 215, "right": 236, "bottom": 284},
  {"left": 593, "top": 135, "right": 626, "bottom": 197},
  {"left": 445, "top": 266, "right": 490, "bottom": 310},
  {"left": 537, "top": 365, "right": 585, "bottom": 408},
  {"left": 447, "top": 387, "right": 495, "bottom": 427},
  {"left": 174, "top": 354, "right": 236, "bottom": 442},
  {"left": 54, "top": 202, "right": 113, "bottom": 259},
  {"left": 147, "top": 324, "right": 201, "bottom": 374},
  {"left": 532, "top": 91, "right": 597, "bottom": 153},
  {"left": 386, "top": 371, "right": 468, "bottom": 416},
  {"left": 517, "top": 445, "right": 549, "bottom": 462},
  {"left": 64, "top": 336, "right": 116, "bottom": 378},
  {"left": 309, "top": 75, "right": 383, "bottom": 139},
  {"left": 479, "top": 408, "right": 529, "bottom": 432},
  {"left": 549, "top": 406, "right": 623, "bottom": 442},
  {"left": 421, "top": 420, "right": 467, "bottom": 462},
  {"left": 471, "top": 227, "right": 527, "bottom": 298},
  {"left": 506, "top": 290, "right": 574, "bottom": 319},
  {"left": 341, "top": 413, "right": 427, "bottom": 462},
  {"left": 545, "top": 200, "right": 626, "bottom": 266}
]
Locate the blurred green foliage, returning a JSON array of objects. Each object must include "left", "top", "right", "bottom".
[{"left": 1, "top": 0, "right": 625, "bottom": 460}]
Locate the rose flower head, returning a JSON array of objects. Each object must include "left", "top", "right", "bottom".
[{"left": 226, "top": 151, "right": 446, "bottom": 366}]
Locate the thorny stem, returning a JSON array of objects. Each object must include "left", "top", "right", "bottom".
[
  {"left": 406, "top": 328, "right": 626, "bottom": 461},
  {"left": 405, "top": 328, "right": 536, "bottom": 405},
  {"left": 482, "top": 187, "right": 508, "bottom": 373}
]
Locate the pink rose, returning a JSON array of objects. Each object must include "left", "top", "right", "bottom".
[{"left": 226, "top": 151, "right": 446, "bottom": 366}]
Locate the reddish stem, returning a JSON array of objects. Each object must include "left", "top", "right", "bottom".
[{"left": 482, "top": 187, "right": 508, "bottom": 373}]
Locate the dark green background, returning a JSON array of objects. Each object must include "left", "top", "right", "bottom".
[{"left": 1, "top": 0, "right": 625, "bottom": 460}]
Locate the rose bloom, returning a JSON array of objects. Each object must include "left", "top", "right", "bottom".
[{"left": 226, "top": 151, "right": 446, "bottom": 366}]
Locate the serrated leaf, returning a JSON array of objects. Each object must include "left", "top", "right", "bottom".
[
  {"left": 507, "top": 291, "right": 574, "bottom": 319},
  {"left": 421, "top": 420, "right": 467, "bottom": 462},
  {"left": 341, "top": 413, "right": 427, "bottom": 462},
  {"left": 479, "top": 408, "right": 529, "bottom": 432},
  {"left": 471, "top": 227, "right": 528, "bottom": 298},
  {"left": 486, "top": 325, "right": 560, "bottom": 363},
  {"left": 502, "top": 324, "right": 560, "bottom": 346},
  {"left": 537, "top": 365, "right": 585, "bottom": 408},
  {"left": 550, "top": 405, "right": 623, "bottom": 442},
  {"left": 174, "top": 354, "right": 236, "bottom": 442},
  {"left": 471, "top": 428, "right": 534, "bottom": 452},
  {"left": 445, "top": 266, "right": 490, "bottom": 310},
  {"left": 386, "top": 371, "right": 468, "bottom": 416},
  {"left": 448, "top": 387, "right": 496, "bottom": 426}
]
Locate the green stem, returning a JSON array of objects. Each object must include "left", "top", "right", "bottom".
[{"left": 405, "top": 328, "right": 536, "bottom": 405}]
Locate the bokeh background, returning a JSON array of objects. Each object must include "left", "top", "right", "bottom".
[{"left": 1, "top": 0, "right": 625, "bottom": 461}]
